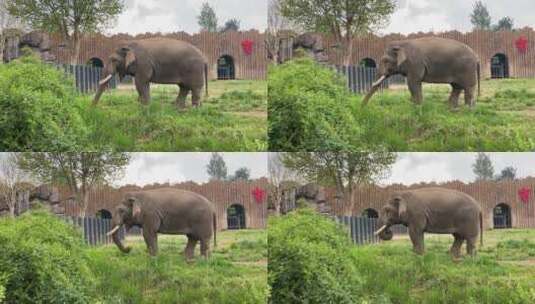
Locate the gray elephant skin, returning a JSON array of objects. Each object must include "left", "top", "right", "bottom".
[
  {"left": 374, "top": 187, "right": 483, "bottom": 258},
  {"left": 363, "top": 37, "right": 481, "bottom": 108},
  {"left": 94, "top": 38, "right": 208, "bottom": 108},
  {"left": 107, "top": 188, "right": 217, "bottom": 260}
]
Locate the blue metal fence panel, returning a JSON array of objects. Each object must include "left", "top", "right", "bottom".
[
  {"left": 334, "top": 65, "right": 407, "bottom": 94},
  {"left": 335, "top": 216, "right": 407, "bottom": 245},
  {"left": 61, "top": 216, "right": 131, "bottom": 246},
  {"left": 55, "top": 64, "right": 118, "bottom": 94}
]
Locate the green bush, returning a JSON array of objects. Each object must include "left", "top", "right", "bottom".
[
  {"left": 0, "top": 211, "right": 94, "bottom": 303},
  {"left": 0, "top": 55, "right": 88, "bottom": 151},
  {"left": 268, "top": 209, "right": 363, "bottom": 304},
  {"left": 268, "top": 58, "right": 363, "bottom": 151}
]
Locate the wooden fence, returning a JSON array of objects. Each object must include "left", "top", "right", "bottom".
[
  {"left": 62, "top": 216, "right": 126, "bottom": 246},
  {"left": 57, "top": 64, "right": 118, "bottom": 93}
]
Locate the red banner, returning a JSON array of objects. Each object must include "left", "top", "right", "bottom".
[
  {"left": 241, "top": 39, "right": 254, "bottom": 55},
  {"left": 515, "top": 36, "right": 528, "bottom": 54},
  {"left": 518, "top": 187, "right": 531, "bottom": 203},
  {"left": 251, "top": 187, "right": 265, "bottom": 204}
]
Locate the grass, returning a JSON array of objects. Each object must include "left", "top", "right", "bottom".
[
  {"left": 355, "top": 78, "right": 535, "bottom": 151},
  {"left": 86, "top": 229, "right": 267, "bottom": 304},
  {"left": 351, "top": 228, "right": 535, "bottom": 303},
  {"left": 81, "top": 80, "right": 267, "bottom": 151}
]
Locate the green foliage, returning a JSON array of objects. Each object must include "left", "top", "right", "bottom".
[
  {"left": 221, "top": 18, "right": 240, "bottom": 32},
  {"left": 0, "top": 211, "right": 94, "bottom": 304},
  {"left": 268, "top": 58, "right": 363, "bottom": 151},
  {"left": 472, "top": 152, "right": 494, "bottom": 181},
  {"left": 207, "top": 152, "right": 228, "bottom": 180},
  {"left": 471, "top": 1, "right": 492, "bottom": 30},
  {"left": 87, "top": 230, "right": 267, "bottom": 303},
  {"left": 268, "top": 209, "right": 363, "bottom": 304},
  {"left": 0, "top": 56, "right": 88, "bottom": 151},
  {"left": 494, "top": 16, "right": 514, "bottom": 31},
  {"left": 198, "top": 2, "right": 218, "bottom": 32}
]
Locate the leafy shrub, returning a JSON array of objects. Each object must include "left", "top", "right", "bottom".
[
  {"left": 0, "top": 55, "right": 88, "bottom": 151},
  {"left": 268, "top": 209, "right": 363, "bottom": 304},
  {"left": 268, "top": 58, "right": 363, "bottom": 151},
  {"left": 0, "top": 211, "right": 94, "bottom": 303}
]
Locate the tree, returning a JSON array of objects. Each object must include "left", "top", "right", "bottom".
[
  {"left": 281, "top": 152, "right": 396, "bottom": 205},
  {"left": 496, "top": 166, "right": 517, "bottom": 181},
  {"left": 229, "top": 167, "right": 250, "bottom": 181},
  {"left": 470, "top": 1, "right": 491, "bottom": 30},
  {"left": 221, "top": 18, "right": 240, "bottom": 32},
  {"left": 279, "top": 0, "right": 396, "bottom": 65},
  {"left": 198, "top": 2, "right": 218, "bottom": 32},
  {"left": 0, "top": 153, "right": 30, "bottom": 217},
  {"left": 19, "top": 152, "right": 130, "bottom": 217},
  {"left": 267, "top": 0, "right": 293, "bottom": 63},
  {"left": 472, "top": 152, "right": 494, "bottom": 181},
  {"left": 0, "top": 0, "right": 27, "bottom": 62},
  {"left": 6, "top": 0, "right": 124, "bottom": 64},
  {"left": 206, "top": 153, "right": 227, "bottom": 181},
  {"left": 493, "top": 16, "right": 514, "bottom": 31}
]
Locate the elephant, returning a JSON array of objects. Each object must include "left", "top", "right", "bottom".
[
  {"left": 374, "top": 187, "right": 483, "bottom": 258},
  {"left": 93, "top": 38, "right": 208, "bottom": 108},
  {"left": 362, "top": 37, "right": 481, "bottom": 108},
  {"left": 107, "top": 188, "right": 217, "bottom": 260}
]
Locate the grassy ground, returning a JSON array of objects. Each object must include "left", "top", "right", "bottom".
[
  {"left": 352, "top": 228, "right": 535, "bottom": 303},
  {"left": 86, "top": 229, "right": 267, "bottom": 304},
  {"left": 357, "top": 78, "right": 535, "bottom": 151},
  {"left": 81, "top": 80, "right": 267, "bottom": 151}
]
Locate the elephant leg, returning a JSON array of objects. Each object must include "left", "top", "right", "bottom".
[
  {"left": 134, "top": 79, "right": 151, "bottom": 105},
  {"left": 449, "top": 84, "right": 462, "bottom": 108},
  {"left": 191, "top": 88, "right": 202, "bottom": 107},
  {"left": 407, "top": 79, "right": 423, "bottom": 105},
  {"left": 464, "top": 86, "right": 476, "bottom": 108},
  {"left": 176, "top": 85, "right": 189, "bottom": 109},
  {"left": 450, "top": 233, "right": 464, "bottom": 259},
  {"left": 184, "top": 234, "right": 198, "bottom": 261},
  {"left": 200, "top": 238, "right": 211, "bottom": 258},
  {"left": 408, "top": 227, "right": 425, "bottom": 255},
  {"left": 143, "top": 229, "right": 158, "bottom": 256},
  {"left": 466, "top": 236, "right": 477, "bottom": 256}
]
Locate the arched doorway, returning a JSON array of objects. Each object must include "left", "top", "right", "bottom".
[
  {"left": 359, "top": 58, "right": 377, "bottom": 68},
  {"left": 362, "top": 208, "right": 379, "bottom": 218},
  {"left": 491, "top": 53, "right": 509, "bottom": 78},
  {"left": 493, "top": 203, "right": 512, "bottom": 228},
  {"left": 217, "top": 55, "right": 235, "bottom": 80},
  {"left": 96, "top": 209, "right": 112, "bottom": 219},
  {"left": 227, "top": 204, "right": 246, "bottom": 229},
  {"left": 87, "top": 57, "right": 104, "bottom": 68}
]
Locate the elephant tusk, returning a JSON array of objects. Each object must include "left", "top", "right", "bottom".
[
  {"left": 371, "top": 75, "right": 386, "bottom": 87},
  {"left": 99, "top": 74, "right": 113, "bottom": 86},
  {"left": 374, "top": 225, "right": 388, "bottom": 236},
  {"left": 107, "top": 225, "right": 121, "bottom": 236}
]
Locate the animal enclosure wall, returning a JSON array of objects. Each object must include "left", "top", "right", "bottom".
[
  {"left": 282, "top": 29, "right": 535, "bottom": 79},
  {"left": 47, "top": 31, "right": 267, "bottom": 80},
  {"left": 325, "top": 177, "right": 535, "bottom": 230},
  {"left": 55, "top": 178, "right": 269, "bottom": 230}
]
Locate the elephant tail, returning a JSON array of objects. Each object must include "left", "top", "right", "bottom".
[
  {"left": 204, "top": 63, "right": 209, "bottom": 98},
  {"left": 213, "top": 213, "right": 217, "bottom": 248},
  {"left": 477, "top": 62, "right": 481, "bottom": 97},
  {"left": 479, "top": 211, "right": 483, "bottom": 247}
]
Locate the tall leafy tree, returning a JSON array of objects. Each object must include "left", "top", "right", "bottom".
[
  {"left": 221, "top": 18, "right": 240, "bottom": 32},
  {"left": 206, "top": 153, "right": 227, "bottom": 181},
  {"left": 279, "top": 0, "right": 396, "bottom": 65},
  {"left": 472, "top": 152, "right": 494, "bottom": 181},
  {"left": 493, "top": 16, "right": 514, "bottom": 31},
  {"left": 18, "top": 152, "right": 130, "bottom": 217},
  {"left": 496, "top": 166, "right": 517, "bottom": 181},
  {"left": 229, "top": 167, "right": 250, "bottom": 181},
  {"left": 6, "top": 0, "right": 124, "bottom": 64},
  {"left": 0, "top": 153, "right": 30, "bottom": 217},
  {"left": 281, "top": 152, "right": 396, "bottom": 205},
  {"left": 198, "top": 2, "right": 218, "bottom": 32},
  {"left": 470, "top": 1, "right": 492, "bottom": 30}
]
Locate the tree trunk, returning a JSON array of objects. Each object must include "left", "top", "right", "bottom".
[
  {"left": 343, "top": 35, "right": 354, "bottom": 66},
  {"left": 70, "top": 34, "right": 81, "bottom": 65}
]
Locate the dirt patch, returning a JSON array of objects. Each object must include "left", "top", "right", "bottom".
[
  {"left": 233, "top": 258, "right": 267, "bottom": 267},
  {"left": 499, "top": 259, "right": 535, "bottom": 267},
  {"left": 230, "top": 111, "right": 267, "bottom": 119}
]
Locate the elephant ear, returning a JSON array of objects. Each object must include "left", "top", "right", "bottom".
[
  {"left": 125, "top": 196, "right": 142, "bottom": 218},
  {"left": 393, "top": 46, "right": 408, "bottom": 69},
  {"left": 122, "top": 47, "right": 136, "bottom": 70},
  {"left": 393, "top": 195, "right": 408, "bottom": 222}
]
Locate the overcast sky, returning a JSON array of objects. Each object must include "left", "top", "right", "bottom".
[
  {"left": 108, "top": 0, "right": 267, "bottom": 35},
  {"left": 383, "top": 153, "right": 535, "bottom": 185},
  {"left": 382, "top": 0, "right": 535, "bottom": 34}
]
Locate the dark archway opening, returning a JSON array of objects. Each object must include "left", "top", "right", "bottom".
[
  {"left": 491, "top": 53, "right": 509, "bottom": 78},
  {"left": 96, "top": 209, "right": 112, "bottom": 219},
  {"left": 217, "top": 55, "right": 235, "bottom": 80},
  {"left": 362, "top": 208, "right": 379, "bottom": 218},
  {"left": 493, "top": 203, "right": 512, "bottom": 228},
  {"left": 359, "top": 58, "right": 377, "bottom": 68},
  {"left": 87, "top": 57, "right": 104, "bottom": 68},
  {"left": 227, "top": 204, "right": 246, "bottom": 229}
]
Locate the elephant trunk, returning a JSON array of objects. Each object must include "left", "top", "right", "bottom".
[
  {"left": 362, "top": 75, "right": 388, "bottom": 106},
  {"left": 109, "top": 224, "right": 131, "bottom": 253},
  {"left": 93, "top": 66, "right": 114, "bottom": 105}
]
